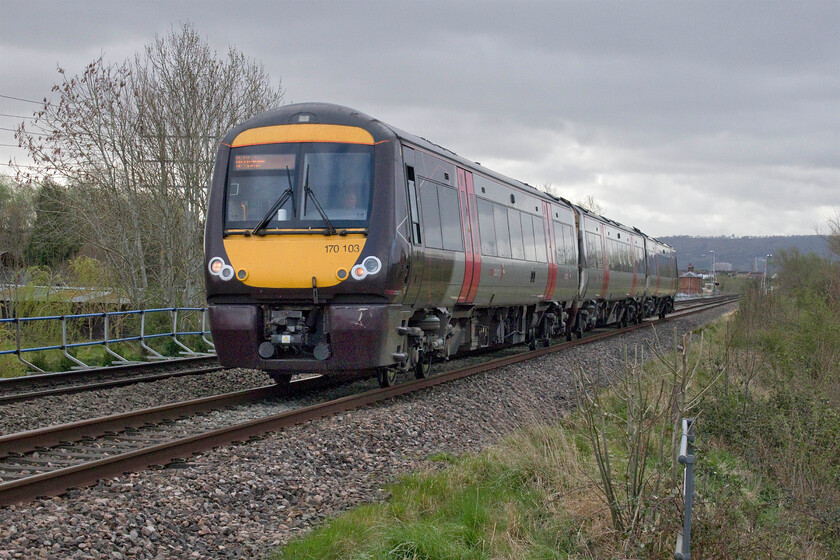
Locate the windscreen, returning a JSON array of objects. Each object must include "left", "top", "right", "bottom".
[
  {"left": 224, "top": 143, "right": 373, "bottom": 231},
  {"left": 225, "top": 146, "right": 298, "bottom": 229}
]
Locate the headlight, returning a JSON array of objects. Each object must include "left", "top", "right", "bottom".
[
  {"left": 351, "top": 256, "right": 382, "bottom": 280},
  {"left": 351, "top": 265, "right": 367, "bottom": 280},
  {"left": 362, "top": 256, "right": 381, "bottom": 274},
  {"left": 208, "top": 256, "right": 235, "bottom": 281},
  {"left": 209, "top": 257, "right": 224, "bottom": 274}
]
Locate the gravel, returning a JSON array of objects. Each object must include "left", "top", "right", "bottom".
[
  {"left": 0, "top": 305, "right": 735, "bottom": 559},
  {"left": 0, "top": 369, "right": 271, "bottom": 436}
]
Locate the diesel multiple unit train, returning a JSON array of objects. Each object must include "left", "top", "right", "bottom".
[{"left": 205, "top": 103, "right": 677, "bottom": 387}]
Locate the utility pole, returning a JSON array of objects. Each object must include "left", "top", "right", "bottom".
[
  {"left": 763, "top": 254, "right": 772, "bottom": 294},
  {"left": 709, "top": 251, "right": 716, "bottom": 293}
]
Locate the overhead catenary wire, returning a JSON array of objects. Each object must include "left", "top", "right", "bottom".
[
  {"left": 0, "top": 126, "right": 48, "bottom": 138},
  {"left": 0, "top": 93, "right": 43, "bottom": 104},
  {"left": 0, "top": 113, "right": 36, "bottom": 120}
]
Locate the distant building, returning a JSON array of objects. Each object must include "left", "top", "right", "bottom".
[
  {"left": 714, "top": 262, "right": 733, "bottom": 272},
  {"left": 679, "top": 269, "right": 704, "bottom": 295}
]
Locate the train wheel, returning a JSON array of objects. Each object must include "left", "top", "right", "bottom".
[
  {"left": 414, "top": 352, "right": 433, "bottom": 379},
  {"left": 377, "top": 367, "right": 397, "bottom": 388},
  {"left": 576, "top": 328, "right": 583, "bottom": 339}
]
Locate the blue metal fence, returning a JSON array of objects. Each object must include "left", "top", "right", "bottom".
[{"left": 0, "top": 308, "right": 215, "bottom": 372}]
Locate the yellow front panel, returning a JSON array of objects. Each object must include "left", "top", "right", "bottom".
[
  {"left": 231, "top": 124, "right": 375, "bottom": 147},
  {"left": 223, "top": 234, "right": 368, "bottom": 288}
]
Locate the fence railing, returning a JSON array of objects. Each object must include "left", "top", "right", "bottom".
[
  {"left": 675, "top": 417, "right": 696, "bottom": 560},
  {"left": 0, "top": 308, "right": 215, "bottom": 373}
]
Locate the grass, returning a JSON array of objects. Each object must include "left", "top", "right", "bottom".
[
  {"left": 0, "top": 310, "right": 211, "bottom": 376},
  {"left": 275, "top": 264, "right": 840, "bottom": 559},
  {"left": 279, "top": 434, "right": 583, "bottom": 560}
]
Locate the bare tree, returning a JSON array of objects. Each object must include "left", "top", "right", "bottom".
[
  {"left": 825, "top": 211, "right": 840, "bottom": 257},
  {"left": 576, "top": 194, "right": 604, "bottom": 215},
  {"left": 16, "top": 23, "right": 284, "bottom": 306}
]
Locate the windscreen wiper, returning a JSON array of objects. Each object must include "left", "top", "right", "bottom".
[
  {"left": 252, "top": 167, "right": 296, "bottom": 236},
  {"left": 302, "top": 165, "right": 338, "bottom": 236}
]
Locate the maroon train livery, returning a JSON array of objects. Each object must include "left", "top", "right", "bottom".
[{"left": 204, "top": 103, "right": 677, "bottom": 387}]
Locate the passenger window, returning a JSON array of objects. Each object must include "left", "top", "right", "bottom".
[
  {"left": 553, "top": 223, "right": 564, "bottom": 264},
  {"left": 439, "top": 186, "right": 464, "bottom": 252},
  {"left": 419, "top": 182, "right": 443, "bottom": 249},
  {"left": 565, "top": 226, "right": 576, "bottom": 265},
  {"left": 508, "top": 210, "right": 524, "bottom": 259},
  {"left": 533, "top": 215, "right": 547, "bottom": 263},
  {"left": 586, "top": 232, "right": 602, "bottom": 269},
  {"left": 494, "top": 203, "right": 511, "bottom": 258},
  {"left": 522, "top": 214, "right": 536, "bottom": 261},
  {"left": 477, "top": 198, "right": 497, "bottom": 256}
]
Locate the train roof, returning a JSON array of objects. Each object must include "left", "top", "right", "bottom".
[
  {"left": 225, "top": 102, "right": 673, "bottom": 251},
  {"left": 383, "top": 120, "right": 578, "bottom": 209}
]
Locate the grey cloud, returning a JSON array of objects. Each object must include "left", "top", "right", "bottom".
[{"left": 0, "top": 0, "right": 837, "bottom": 236}]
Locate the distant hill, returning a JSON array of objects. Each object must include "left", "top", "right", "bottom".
[{"left": 659, "top": 235, "right": 835, "bottom": 272}]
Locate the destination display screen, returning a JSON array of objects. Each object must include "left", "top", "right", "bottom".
[{"left": 234, "top": 153, "right": 296, "bottom": 171}]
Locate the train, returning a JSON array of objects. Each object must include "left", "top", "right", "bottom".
[{"left": 204, "top": 103, "right": 677, "bottom": 387}]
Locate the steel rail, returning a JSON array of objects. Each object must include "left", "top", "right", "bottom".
[
  {"left": 0, "top": 365, "right": 224, "bottom": 405},
  {"left": 0, "top": 296, "right": 737, "bottom": 506},
  {"left": 0, "top": 296, "right": 732, "bottom": 405},
  {"left": 0, "top": 356, "right": 221, "bottom": 405}
]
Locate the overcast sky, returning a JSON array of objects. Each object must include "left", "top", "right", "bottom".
[{"left": 1, "top": 0, "right": 837, "bottom": 237}]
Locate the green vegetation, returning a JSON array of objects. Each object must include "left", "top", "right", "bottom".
[
  {"left": 276, "top": 223, "right": 840, "bottom": 559},
  {"left": 24, "top": 181, "right": 83, "bottom": 268},
  {"left": 714, "top": 273, "right": 755, "bottom": 294},
  {"left": 1, "top": 23, "right": 283, "bottom": 309},
  {"left": 0, "top": 259, "right": 211, "bottom": 376}
]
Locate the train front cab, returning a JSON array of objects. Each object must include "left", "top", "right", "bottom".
[{"left": 205, "top": 105, "right": 413, "bottom": 382}]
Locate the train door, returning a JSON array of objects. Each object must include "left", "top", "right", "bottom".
[
  {"left": 631, "top": 236, "right": 643, "bottom": 298},
  {"left": 401, "top": 146, "right": 425, "bottom": 305},
  {"left": 583, "top": 217, "right": 607, "bottom": 299},
  {"left": 541, "top": 201, "right": 558, "bottom": 300},
  {"left": 457, "top": 169, "right": 481, "bottom": 304}
]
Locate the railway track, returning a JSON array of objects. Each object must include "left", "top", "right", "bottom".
[
  {"left": 0, "top": 356, "right": 222, "bottom": 405},
  {"left": 0, "top": 295, "right": 738, "bottom": 506},
  {"left": 0, "top": 295, "right": 734, "bottom": 405}
]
